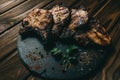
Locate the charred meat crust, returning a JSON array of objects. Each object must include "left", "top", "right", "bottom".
[
  {"left": 87, "top": 19, "right": 111, "bottom": 46},
  {"left": 73, "top": 18, "right": 111, "bottom": 46},
  {"left": 19, "top": 6, "right": 111, "bottom": 46},
  {"left": 60, "top": 8, "right": 89, "bottom": 39},
  {"left": 50, "top": 5, "right": 70, "bottom": 24},
  {"left": 50, "top": 5, "right": 70, "bottom": 37},
  {"left": 69, "top": 8, "right": 88, "bottom": 30},
  {"left": 19, "top": 9, "right": 53, "bottom": 40}
]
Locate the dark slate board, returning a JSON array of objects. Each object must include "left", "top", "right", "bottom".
[{"left": 17, "top": 32, "right": 112, "bottom": 80}]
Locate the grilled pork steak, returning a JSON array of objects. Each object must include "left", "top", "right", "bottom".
[
  {"left": 61, "top": 8, "right": 88, "bottom": 39},
  {"left": 74, "top": 19, "right": 111, "bottom": 46},
  {"left": 19, "top": 8, "right": 53, "bottom": 40},
  {"left": 69, "top": 8, "right": 88, "bottom": 30},
  {"left": 50, "top": 5, "right": 70, "bottom": 37},
  {"left": 19, "top": 7, "right": 111, "bottom": 46},
  {"left": 87, "top": 19, "right": 111, "bottom": 46}
]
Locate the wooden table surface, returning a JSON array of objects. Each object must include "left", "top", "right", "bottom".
[{"left": 0, "top": 0, "right": 120, "bottom": 80}]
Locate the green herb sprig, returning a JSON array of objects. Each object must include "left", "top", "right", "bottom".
[{"left": 50, "top": 45, "right": 79, "bottom": 71}]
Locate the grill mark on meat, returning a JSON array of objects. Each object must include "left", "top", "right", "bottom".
[
  {"left": 19, "top": 6, "right": 111, "bottom": 47},
  {"left": 73, "top": 18, "right": 111, "bottom": 46},
  {"left": 69, "top": 8, "right": 88, "bottom": 30},
  {"left": 61, "top": 8, "right": 88, "bottom": 40},
  {"left": 87, "top": 19, "right": 111, "bottom": 46},
  {"left": 19, "top": 8, "right": 53, "bottom": 41},
  {"left": 50, "top": 5, "right": 70, "bottom": 37}
]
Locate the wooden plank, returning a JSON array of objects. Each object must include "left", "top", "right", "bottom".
[
  {"left": 0, "top": 0, "right": 53, "bottom": 34},
  {"left": 0, "top": 0, "right": 15, "bottom": 5},
  {"left": 91, "top": 49, "right": 120, "bottom": 80},
  {"left": 0, "top": 0, "right": 53, "bottom": 60},
  {"left": 0, "top": 51, "right": 30, "bottom": 80},
  {"left": 71, "top": 0, "right": 110, "bottom": 15},
  {"left": 43, "top": 0, "right": 79, "bottom": 9},
  {"left": 96, "top": 42, "right": 120, "bottom": 80},
  {"left": 0, "top": 0, "right": 26, "bottom": 14},
  {"left": 12, "top": 0, "right": 78, "bottom": 22},
  {"left": 100, "top": 18, "right": 120, "bottom": 80},
  {"left": 0, "top": 0, "right": 14, "bottom": 5},
  {"left": 105, "top": 49, "right": 120, "bottom": 80},
  {"left": 93, "top": 0, "right": 120, "bottom": 32},
  {"left": 110, "top": 18, "right": 120, "bottom": 45},
  {"left": 91, "top": 18, "right": 120, "bottom": 80},
  {"left": 0, "top": 24, "right": 19, "bottom": 60},
  {"left": 83, "top": 20, "right": 120, "bottom": 80},
  {"left": 0, "top": 0, "right": 44, "bottom": 20}
]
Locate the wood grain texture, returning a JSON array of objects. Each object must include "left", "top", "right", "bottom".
[
  {"left": 93, "top": 0, "right": 120, "bottom": 32},
  {"left": 0, "top": 0, "right": 53, "bottom": 60},
  {"left": 0, "top": 0, "right": 26, "bottom": 14},
  {"left": 71, "top": 0, "right": 109, "bottom": 15},
  {"left": 89, "top": 0, "right": 120, "bottom": 80},
  {"left": 90, "top": 18, "right": 120, "bottom": 80},
  {"left": 0, "top": 0, "right": 12, "bottom": 5},
  {"left": 110, "top": 18, "right": 120, "bottom": 45},
  {"left": 101, "top": 19, "right": 120, "bottom": 80},
  {"left": 43, "top": 0, "right": 79, "bottom": 9},
  {"left": 0, "top": 51, "right": 30, "bottom": 80},
  {"left": 0, "top": 23, "right": 20, "bottom": 61},
  {"left": 0, "top": 0, "right": 120, "bottom": 80},
  {"left": 0, "top": 0, "right": 53, "bottom": 34}
]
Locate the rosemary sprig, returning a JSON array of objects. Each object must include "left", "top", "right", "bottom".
[
  {"left": 50, "top": 48, "right": 62, "bottom": 55},
  {"left": 50, "top": 45, "right": 78, "bottom": 71}
]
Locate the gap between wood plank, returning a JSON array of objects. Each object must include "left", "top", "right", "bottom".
[
  {"left": 93, "top": 0, "right": 120, "bottom": 31},
  {"left": 93, "top": 0, "right": 111, "bottom": 17},
  {"left": 0, "top": 50, "right": 30, "bottom": 80},
  {"left": 0, "top": 0, "right": 16, "bottom": 8},
  {"left": 0, "top": 0, "right": 14, "bottom": 5},
  {"left": 0, "top": 0, "right": 27, "bottom": 15},
  {"left": 0, "top": 0, "right": 54, "bottom": 35}
]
